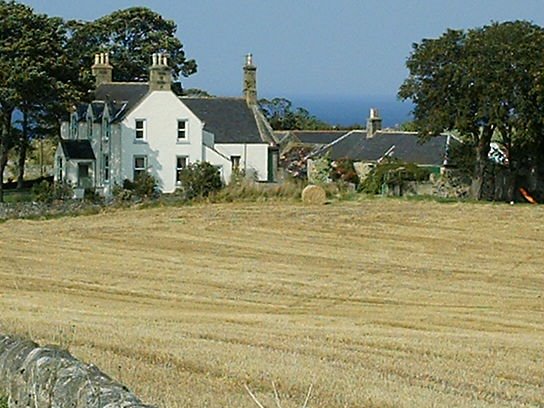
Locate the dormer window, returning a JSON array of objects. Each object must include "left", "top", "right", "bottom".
[{"left": 135, "top": 119, "right": 146, "bottom": 140}]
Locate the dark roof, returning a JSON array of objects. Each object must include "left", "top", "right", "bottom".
[
  {"left": 94, "top": 83, "right": 149, "bottom": 122},
  {"left": 182, "top": 97, "right": 265, "bottom": 144},
  {"left": 60, "top": 140, "right": 95, "bottom": 160},
  {"left": 292, "top": 131, "right": 347, "bottom": 145},
  {"left": 317, "top": 131, "right": 448, "bottom": 166}
]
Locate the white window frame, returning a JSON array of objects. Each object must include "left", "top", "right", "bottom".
[
  {"left": 177, "top": 119, "right": 188, "bottom": 141},
  {"left": 231, "top": 155, "right": 241, "bottom": 172},
  {"left": 176, "top": 155, "right": 188, "bottom": 184},
  {"left": 133, "top": 155, "right": 147, "bottom": 179},
  {"left": 103, "top": 153, "right": 110, "bottom": 183},
  {"left": 57, "top": 156, "right": 63, "bottom": 182},
  {"left": 135, "top": 119, "right": 146, "bottom": 141}
]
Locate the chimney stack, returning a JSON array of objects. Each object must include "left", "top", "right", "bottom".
[
  {"left": 149, "top": 52, "right": 172, "bottom": 91},
  {"left": 91, "top": 53, "right": 113, "bottom": 87},
  {"left": 366, "top": 108, "right": 382, "bottom": 138},
  {"left": 243, "top": 53, "right": 257, "bottom": 106}
]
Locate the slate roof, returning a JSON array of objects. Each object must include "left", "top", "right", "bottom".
[
  {"left": 60, "top": 140, "right": 95, "bottom": 160},
  {"left": 182, "top": 97, "right": 265, "bottom": 144},
  {"left": 315, "top": 131, "right": 449, "bottom": 166},
  {"left": 94, "top": 83, "right": 149, "bottom": 122},
  {"left": 292, "top": 131, "right": 347, "bottom": 145}
]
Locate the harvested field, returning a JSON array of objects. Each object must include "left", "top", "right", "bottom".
[{"left": 0, "top": 199, "right": 543, "bottom": 407}]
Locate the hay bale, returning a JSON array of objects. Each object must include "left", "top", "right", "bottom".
[{"left": 301, "top": 185, "right": 327, "bottom": 205}]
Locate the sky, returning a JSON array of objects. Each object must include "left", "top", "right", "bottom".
[{"left": 17, "top": 0, "right": 544, "bottom": 125}]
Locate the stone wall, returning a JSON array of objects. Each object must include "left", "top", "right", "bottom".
[{"left": 0, "top": 334, "right": 155, "bottom": 408}]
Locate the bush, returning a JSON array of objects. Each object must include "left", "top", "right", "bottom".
[
  {"left": 0, "top": 395, "right": 7, "bottom": 408},
  {"left": 360, "top": 159, "right": 431, "bottom": 194},
  {"left": 31, "top": 180, "right": 72, "bottom": 203},
  {"left": 330, "top": 158, "right": 359, "bottom": 187},
  {"left": 115, "top": 173, "right": 160, "bottom": 202},
  {"left": 178, "top": 161, "right": 222, "bottom": 200}
]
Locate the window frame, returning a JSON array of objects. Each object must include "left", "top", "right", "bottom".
[
  {"left": 57, "top": 156, "right": 63, "bottom": 182},
  {"left": 135, "top": 119, "right": 146, "bottom": 141},
  {"left": 176, "top": 156, "right": 188, "bottom": 184},
  {"left": 103, "top": 153, "right": 110, "bottom": 183},
  {"left": 177, "top": 119, "right": 188, "bottom": 141},
  {"left": 133, "top": 155, "right": 147, "bottom": 180},
  {"left": 231, "top": 155, "right": 241, "bottom": 172}
]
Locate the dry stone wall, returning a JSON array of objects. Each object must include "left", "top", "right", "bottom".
[{"left": 0, "top": 334, "right": 155, "bottom": 408}]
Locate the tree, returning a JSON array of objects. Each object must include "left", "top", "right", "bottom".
[
  {"left": 66, "top": 7, "right": 197, "bottom": 83},
  {"left": 0, "top": 1, "right": 82, "bottom": 201},
  {"left": 398, "top": 21, "right": 544, "bottom": 200},
  {"left": 259, "top": 97, "right": 331, "bottom": 130}
]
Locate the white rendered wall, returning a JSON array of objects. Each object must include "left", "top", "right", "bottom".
[
  {"left": 214, "top": 143, "right": 269, "bottom": 182},
  {"left": 121, "top": 91, "right": 204, "bottom": 193}
]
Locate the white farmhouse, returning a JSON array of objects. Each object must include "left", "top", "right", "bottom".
[{"left": 54, "top": 53, "right": 278, "bottom": 195}]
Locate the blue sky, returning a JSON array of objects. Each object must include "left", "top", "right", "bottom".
[{"left": 18, "top": 1, "right": 544, "bottom": 124}]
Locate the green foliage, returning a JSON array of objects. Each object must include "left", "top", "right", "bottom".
[
  {"left": 178, "top": 161, "right": 222, "bottom": 200},
  {"left": 399, "top": 21, "right": 544, "bottom": 199},
  {"left": 0, "top": 395, "right": 7, "bottom": 408},
  {"left": 121, "top": 172, "right": 160, "bottom": 199},
  {"left": 259, "top": 97, "right": 331, "bottom": 130},
  {"left": 330, "top": 158, "right": 359, "bottom": 187},
  {"left": 399, "top": 121, "right": 419, "bottom": 132},
  {"left": 308, "top": 154, "right": 331, "bottom": 185},
  {"left": 66, "top": 7, "right": 197, "bottom": 82},
  {"left": 0, "top": 1, "right": 83, "bottom": 201},
  {"left": 360, "top": 160, "right": 431, "bottom": 195},
  {"left": 31, "top": 180, "right": 72, "bottom": 202}
]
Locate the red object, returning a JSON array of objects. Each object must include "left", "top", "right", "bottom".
[{"left": 519, "top": 187, "right": 537, "bottom": 204}]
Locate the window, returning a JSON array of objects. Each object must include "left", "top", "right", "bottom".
[
  {"left": 133, "top": 155, "right": 147, "bottom": 179},
  {"left": 57, "top": 157, "right": 63, "bottom": 182},
  {"left": 104, "top": 122, "right": 111, "bottom": 142},
  {"left": 176, "top": 156, "right": 188, "bottom": 184},
  {"left": 103, "top": 154, "right": 110, "bottom": 182},
  {"left": 177, "top": 120, "right": 187, "bottom": 140},
  {"left": 70, "top": 115, "right": 78, "bottom": 139},
  {"left": 135, "top": 119, "right": 146, "bottom": 140},
  {"left": 231, "top": 155, "right": 241, "bottom": 171}
]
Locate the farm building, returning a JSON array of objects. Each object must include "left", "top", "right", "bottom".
[{"left": 54, "top": 53, "right": 278, "bottom": 196}]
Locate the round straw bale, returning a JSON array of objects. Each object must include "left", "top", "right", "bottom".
[{"left": 301, "top": 185, "right": 327, "bottom": 205}]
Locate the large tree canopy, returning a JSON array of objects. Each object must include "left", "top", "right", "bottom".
[
  {"left": 66, "top": 7, "right": 197, "bottom": 82},
  {"left": 259, "top": 97, "right": 331, "bottom": 130},
  {"left": 398, "top": 21, "right": 544, "bottom": 199},
  {"left": 0, "top": 0, "right": 82, "bottom": 199}
]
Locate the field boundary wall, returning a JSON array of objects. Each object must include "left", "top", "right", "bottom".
[{"left": 0, "top": 334, "right": 155, "bottom": 408}]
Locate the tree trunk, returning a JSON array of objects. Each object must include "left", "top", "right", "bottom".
[
  {"left": 16, "top": 110, "right": 29, "bottom": 190},
  {"left": 470, "top": 127, "right": 493, "bottom": 200},
  {"left": 0, "top": 145, "right": 5, "bottom": 203},
  {"left": 0, "top": 108, "right": 15, "bottom": 203}
]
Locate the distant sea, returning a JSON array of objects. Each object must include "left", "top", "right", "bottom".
[{"left": 287, "top": 95, "right": 414, "bottom": 128}]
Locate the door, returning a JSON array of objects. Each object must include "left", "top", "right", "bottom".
[{"left": 78, "top": 163, "right": 92, "bottom": 188}]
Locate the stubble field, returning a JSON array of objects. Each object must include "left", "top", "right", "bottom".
[{"left": 0, "top": 199, "right": 543, "bottom": 407}]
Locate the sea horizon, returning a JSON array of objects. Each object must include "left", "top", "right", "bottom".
[{"left": 285, "top": 94, "right": 414, "bottom": 128}]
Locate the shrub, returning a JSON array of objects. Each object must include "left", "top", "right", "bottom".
[
  {"left": 116, "top": 173, "right": 160, "bottom": 201},
  {"left": 0, "top": 395, "right": 7, "bottom": 408},
  {"left": 178, "top": 161, "right": 222, "bottom": 200},
  {"left": 31, "top": 180, "right": 72, "bottom": 203},
  {"left": 360, "top": 159, "right": 431, "bottom": 194},
  {"left": 330, "top": 158, "right": 359, "bottom": 187}
]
